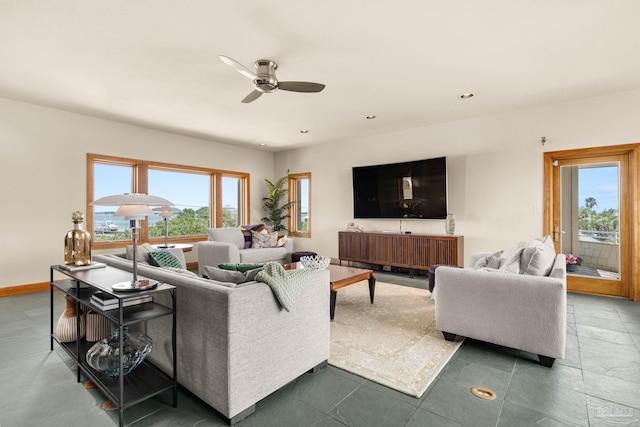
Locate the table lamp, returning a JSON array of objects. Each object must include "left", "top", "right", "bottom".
[
  {"left": 152, "top": 206, "right": 181, "bottom": 248},
  {"left": 92, "top": 193, "right": 173, "bottom": 291}
]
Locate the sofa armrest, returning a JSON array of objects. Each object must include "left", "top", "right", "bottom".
[
  {"left": 434, "top": 266, "right": 566, "bottom": 359},
  {"left": 197, "top": 241, "right": 241, "bottom": 276}
]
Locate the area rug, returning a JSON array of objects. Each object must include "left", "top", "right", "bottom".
[{"left": 329, "top": 281, "right": 464, "bottom": 397}]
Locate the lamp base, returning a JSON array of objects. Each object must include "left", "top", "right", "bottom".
[{"left": 111, "top": 279, "right": 158, "bottom": 292}]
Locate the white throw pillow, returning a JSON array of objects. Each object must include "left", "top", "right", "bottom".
[{"left": 520, "top": 239, "right": 556, "bottom": 276}]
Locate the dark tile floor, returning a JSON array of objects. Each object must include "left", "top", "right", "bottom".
[{"left": 1, "top": 273, "right": 639, "bottom": 426}]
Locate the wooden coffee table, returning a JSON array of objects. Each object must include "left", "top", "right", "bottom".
[{"left": 283, "top": 263, "right": 375, "bottom": 320}]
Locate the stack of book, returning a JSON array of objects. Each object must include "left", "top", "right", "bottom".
[{"left": 90, "top": 292, "right": 153, "bottom": 311}]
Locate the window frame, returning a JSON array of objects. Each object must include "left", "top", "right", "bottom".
[
  {"left": 87, "top": 153, "right": 250, "bottom": 249},
  {"left": 288, "top": 172, "right": 311, "bottom": 238}
]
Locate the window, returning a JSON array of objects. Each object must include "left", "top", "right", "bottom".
[
  {"left": 148, "top": 169, "right": 211, "bottom": 237},
  {"left": 221, "top": 175, "right": 244, "bottom": 227},
  {"left": 288, "top": 172, "right": 311, "bottom": 237},
  {"left": 87, "top": 154, "right": 249, "bottom": 248}
]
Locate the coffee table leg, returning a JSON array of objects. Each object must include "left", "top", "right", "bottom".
[
  {"left": 330, "top": 290, "right": 337, "bottom": 321},
  {"left": 368, "top": 276, "right": 376, "bottom": 303}
]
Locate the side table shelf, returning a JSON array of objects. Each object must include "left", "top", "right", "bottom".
[{"left": 50, "top": 265, "right": 177, "bottom": 427}]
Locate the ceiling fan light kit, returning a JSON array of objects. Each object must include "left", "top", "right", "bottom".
[{"left": 220, "top": 55, "right": 326, "bottom": 103}]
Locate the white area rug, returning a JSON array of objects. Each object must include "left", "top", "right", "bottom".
[{"left": 329, "top": 281, "right": 463, "bottom": 397}]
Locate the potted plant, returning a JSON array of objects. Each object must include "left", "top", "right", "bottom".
[
  {"left": 261, "top": 176, "right": 295, "bottom": 232},
  {"left": 565, "top": 254, "right": 582, "bottom": 272}
]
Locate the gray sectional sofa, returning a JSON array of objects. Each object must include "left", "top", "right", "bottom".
[{"left": 93, "top": 251, "right": 329, "bottom": 424}]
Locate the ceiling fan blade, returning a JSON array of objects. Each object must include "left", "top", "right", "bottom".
[
  {"left": 219, "top": 55, "right": 256, "bottom": 80},
  {"left": 278, "top": 81, "right": 326, "bottom": 93},
  {"left": 241, "top": 90, "right": 263, "bottom": 103}
]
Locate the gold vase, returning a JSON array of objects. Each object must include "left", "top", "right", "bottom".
[{"left": 64, "top": 211, "right": 92, "bottom": 266}]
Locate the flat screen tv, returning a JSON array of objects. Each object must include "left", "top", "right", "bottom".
[{"left": 352, "top": 157, "right": 447, "bottom": 219}]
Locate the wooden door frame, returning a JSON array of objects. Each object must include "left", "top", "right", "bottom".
[{"left": 543, "top": 143, "right": 640, "bottom": 302}]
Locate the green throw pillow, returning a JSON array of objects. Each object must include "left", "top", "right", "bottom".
[
  {"left": 218, "top": 263, "right": 264, "bottom": 273},
  {"left": 149, "top": 250, "right": 184, "bottom": 269}
]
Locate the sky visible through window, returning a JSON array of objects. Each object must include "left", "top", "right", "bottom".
[{"left": 578, "top": 165, "right": 618, "bottom": 212}]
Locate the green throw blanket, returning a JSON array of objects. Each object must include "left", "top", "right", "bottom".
[{"left": 255, "top": 262, "right": 311, "bottom": 312}]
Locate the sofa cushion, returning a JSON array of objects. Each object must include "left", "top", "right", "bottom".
[
  {"left": 218, "top": 262, "right": 265, "bottom": 272},
  {"left": 204, "top": 265, "right": 263, "bottom": 284},
  {"left": 520, "top": 239, "right": 557, "bottom": 276},
  {"left": 125, "top": 243, "right": 155, "bottom": 264},
  {"left": 149, "top": 250, "right": 184, "bottom": 269},
  {"left": 206, "top": 227, "right": 245, "bottom": 250},
  {"left": 240, "top": 224, "right": 265, "bottom": 248},
  {"left": 251, "top": 230, "right": 278, "bottom": 248}
]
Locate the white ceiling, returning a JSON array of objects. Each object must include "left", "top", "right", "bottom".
[{"left": 2, "top": 1, "right": 640, "bottom": 152}]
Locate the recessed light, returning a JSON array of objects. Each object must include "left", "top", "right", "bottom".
[
  {"left": 300, "top": 129, "right": 309, "bottom": 134},
  {"left": 459, "top": 93, "right": 474, "bottom": 99},
  {"left": 365, "top": 115, "right": 376, "bottom": 120},
  {"left": 259, "top": 143, "right": 267, "bottom": 146}
]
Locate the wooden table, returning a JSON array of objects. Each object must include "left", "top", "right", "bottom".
[{"left": 283, "top": 263, "right": 376, "bottom": 320}]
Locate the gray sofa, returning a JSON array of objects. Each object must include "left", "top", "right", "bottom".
[
  {"left": 93, "top": 251, "right": 329, "bottom": 424},
  {"left": 433, "top": 242, "right": 566, "bottom": 367},
  {"left": 197, "top": 227, "right": 293, "bottom": 277}
]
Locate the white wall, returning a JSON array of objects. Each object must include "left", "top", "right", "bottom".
[
  {"left": 276, "top": 89, "right": 640, "bottom": 266},
  {"left": 0, "top": 98, "right": 275, "bottom": 288}
]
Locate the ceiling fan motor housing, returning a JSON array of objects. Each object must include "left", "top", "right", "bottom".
[{"left": 254, "top": 59, "right": 278, "bottom": 92}]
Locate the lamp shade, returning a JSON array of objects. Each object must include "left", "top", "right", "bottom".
[
  {"left": 152, "top": 206, "right": 181, "bottom": 218},
  {"left": 92, "top": 193, "right": 173, "bottom": 207},
  {"left": 115, "top": 204, "right": 153, "bottom": 220}
]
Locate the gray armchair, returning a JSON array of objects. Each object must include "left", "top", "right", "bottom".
[
  {"left": 433, "top": 251, "right": 567, "bottom": 367},
  {"left": 197, "top": 227, "right": 293, "bottom": 276}
]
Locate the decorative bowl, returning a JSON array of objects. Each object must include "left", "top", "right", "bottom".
[{"left": 300, "top": 255, "right": 331, "bottom": 269}]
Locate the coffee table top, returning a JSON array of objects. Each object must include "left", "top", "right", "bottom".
[{"left": 283, "top": 262, "right": 374, "bottom": 290}]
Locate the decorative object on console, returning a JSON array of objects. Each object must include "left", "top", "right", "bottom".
[
  {"left": 262, "top": 176, "right": 294, "bottom": 232},
  {"left": 445, "top": 213, "right": 455, "bottom": 235},
  {"left": 86, "top": 326, "right": 153, "bottom": 377},
  {"left": 565, "top": 254, "right": 582, "bottom": 272},
  {"left": 300, "top": 255, "right": 331, "bottom": 270},
  {"left": 55, "top": 296, "right": 86, "bottom": 342},
  {"left": 64, "top": 211, "right": 92, "bottom": 266},
  {"left": 152, "top": 206, "right": 181, "bottom": 248},
  {"left": 85, "top": 310, "right": 113, "bottom": 342},
  {"left": 91, "top": 193, "right": 173, "bottom": 291}
]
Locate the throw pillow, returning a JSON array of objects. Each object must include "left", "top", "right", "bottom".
[
  {"left": 473, "top": 251, "right": 503, "bottom": 269},
  {"left": 520, "top": 240, "right": 556, "bottom": 276},
  {"left": 203, "top": 265, "right": 263, "bottom": 284},
  {"left": 218, "top": 263, "right": 265, "bottom": 273},
  {"left": 240, "top": 224, "right": 265, "bottom": 249},
  {"left": 277, "top": 234, "right": 287, "bottom": 247},
  {"left": 125, "top": 243, "right": 155, "bottom": 265},
  {"left": 149, "top": 250, "right": 184, "bottom": 269},
  {"left": 251, "top": 230, "right": 278, "bottom": 248}
]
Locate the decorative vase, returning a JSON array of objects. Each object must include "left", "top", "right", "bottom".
[
  {"left": 64, "top": 211, "right": 92, "bottom": 266},
  {"left": 86, "top": 326, "right": 153, "bottom": 377},
  {"left": 445, "top": 213, "right": 455, "bottom": 235},
  {"left": 567, "top": 264, "right": 578, "bottom": 272},
  {"left": 85, "top": 310, "right": 113, "bottom": 342},
  {"left": 55, "top": 296, "right": 86, "bottom": 342}
]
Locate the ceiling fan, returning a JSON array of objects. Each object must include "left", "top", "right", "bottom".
[{"left": 220, "top": 55, "right": 326, "bottom": 103}]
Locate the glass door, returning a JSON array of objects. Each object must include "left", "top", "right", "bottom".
[{"left": 550, "top": 154, "right": 630, "bottom": 297}]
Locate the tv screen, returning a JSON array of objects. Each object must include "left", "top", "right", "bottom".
[{"left": 352, "top": 157, "right": 447, "bottom": 219}]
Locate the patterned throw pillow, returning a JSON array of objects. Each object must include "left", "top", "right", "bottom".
[
  {"left": 250, "top": 230, "right": 278, "bottom": 248},
  {"left": 218, "top": 263, "right": 265, "bottom": 273},
  {"left": 240, "top": 224, "right": 265, "bottom": 248},
  {"left": 149, "top": 250, "right": 184, "bottom": 269}
]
